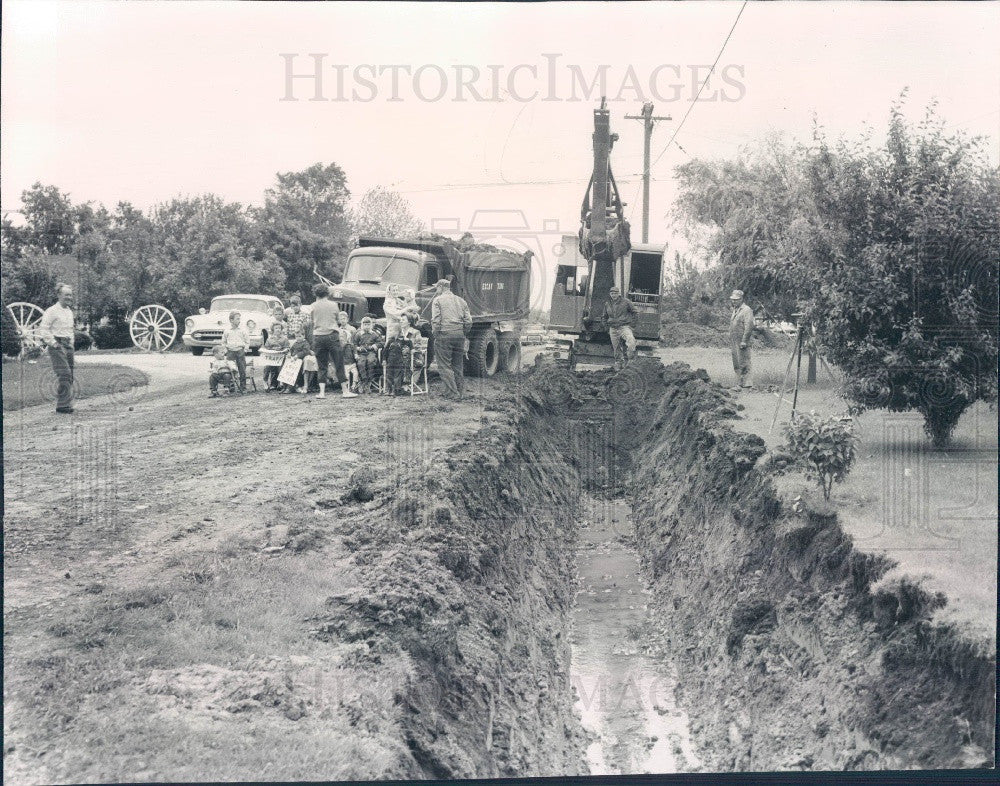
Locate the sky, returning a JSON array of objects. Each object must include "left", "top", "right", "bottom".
[{"left": 3, "top": 0, "right": 999, "bottom": 285}]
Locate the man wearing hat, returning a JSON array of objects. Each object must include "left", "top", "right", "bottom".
[
  {"left": 602, "top": 285, "right": 638, "bottom": 371},
  {"left": 729, "top": 289, "right": 755, "bottom": 389},
  {"left": 430, "top": 278, "right": 472, "bottom": 400}
]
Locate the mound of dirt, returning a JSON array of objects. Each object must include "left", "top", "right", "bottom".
[{"left": 626, "top": 362, "right": 995, "bottom": 770}]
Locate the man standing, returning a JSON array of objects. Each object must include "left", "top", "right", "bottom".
[
  {"left": 431, "top": 278, "right": 471, "bottom": 400},
  {"left": 39, "top": 283, "right": 77, "bottom": 414},
  {"left": 310, "top": 283, "right": 357, "bottom": 400},
  {"left": 729, "top": 289, "right": 755, "bottom": 389},
  {"left": 602, "top": 286, "right": 638, "bottom": 371}
]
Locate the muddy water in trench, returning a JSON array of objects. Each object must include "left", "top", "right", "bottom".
[{"left": 570, "top": 496, "right": 701, "bottom": 775}]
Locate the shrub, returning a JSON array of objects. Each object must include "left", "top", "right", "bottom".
[
  {"left": 74, "top": 329, "right": 93, "bottom": 351},
  {"left": 1, "top": 306, "right": 22, "bottom": 357},
  {"left": 91, "top": 321, "right": 134, "bottom": 349},
  {"left": 784, "top": 410, "right": 860, "bottom": 500}
]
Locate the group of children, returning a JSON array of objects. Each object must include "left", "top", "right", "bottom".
[{"left": 207, "top": 306, "right": 427, "bottom": 398}]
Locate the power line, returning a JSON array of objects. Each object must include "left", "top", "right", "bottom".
[
  {"left": 650, "top": 0, "right": 748, "bottom": 170},
  {"left": 397, "top": 177, "right": 642, "bottom": 194}
]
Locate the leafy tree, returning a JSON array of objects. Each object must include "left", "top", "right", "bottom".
[
  {"left": 675, "top": 99, "right": 999, "bottom": 445},
  {"left": 349, "top": 186, "right": 424, "bottom": 242},
  {"left": 148, "top": 194, "right": 285, "bottom": 317},
  {"left": 2, "top": 183, "right": 80, "bottom": 308},
  {"left": 258, "top": 162, "right": 352, "bottom": 297},
  {"left": 660, "top": 251, "right": 724, "bottom": 326}
]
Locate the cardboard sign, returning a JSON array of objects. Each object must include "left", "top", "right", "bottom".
[
  {"left": 277, "top": 357, "right": 303, "bottom": 386},
  {"left": 260, "top": 349, "right": 286, "bottom": 367}
]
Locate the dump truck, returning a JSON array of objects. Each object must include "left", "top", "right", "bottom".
[
  {"left": 320, "top": 236, "right": 531, "bottom": 376},
  {"left": 548, "top": 100, "right": 664, "bottom": 368}
]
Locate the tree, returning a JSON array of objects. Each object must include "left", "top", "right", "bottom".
[
  {"left": 349, "top": 186, "right": 424, "bottom": 242},
  {"left": 675, "top": 99, "right": 999, "bottom": 446},
  {"left": 258, "top": 163, "right": 352, "bottom": 297},
  {"left": 2, "top": 183, "right": 80, "bottom": 308},
  {"left": 148, "top": 195, "right": 285, "bottom": 317},
  {"left": 660, "top": 251, "right": 724, "bottom": 326}
]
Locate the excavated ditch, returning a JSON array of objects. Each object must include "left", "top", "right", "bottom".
[{"left": 318, "top": 359, "right": 995, "bottom": 777}]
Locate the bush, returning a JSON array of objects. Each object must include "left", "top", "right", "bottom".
[
  {"left": 1, "top": 306, "right": 22, "bottom": 357},
  {"left": 74, "top": 329, "right": 93, "bottom": 351},
  {"left": 784, "top": 411, "right": 860, "bottom": 500},
  {"left": 91, "top": 321, "right": 134, "bottom": 350}
]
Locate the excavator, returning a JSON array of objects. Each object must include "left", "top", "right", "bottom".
[{"left": 548, "top": 98, "right": 664, "bottom": 369}]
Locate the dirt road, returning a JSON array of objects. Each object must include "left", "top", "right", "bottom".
[{"left": 2, "top": 366, "right": 511, "bottom": 783}]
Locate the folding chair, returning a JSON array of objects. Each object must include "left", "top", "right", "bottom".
[{"left": 244, "top": 357, "right": 258, "bottom": 392}]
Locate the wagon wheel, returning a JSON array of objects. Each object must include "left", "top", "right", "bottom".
[
  {"left": 6, "top": 301, "right": 45, "bottom": 358},
  {"left": 129, "top": 304, "right": 177, "bottom": 352}
]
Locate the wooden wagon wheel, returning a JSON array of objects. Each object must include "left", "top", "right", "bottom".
[
  {"left": 129, "top": 304, "right": 177, "bottom": 352},
  {"left": 5, "top": 301, "right": 45, "bottom": 358}
]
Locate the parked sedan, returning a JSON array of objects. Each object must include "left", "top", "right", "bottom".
[{"left": 182, "top": 294, "right": 284, "bottom": 355}]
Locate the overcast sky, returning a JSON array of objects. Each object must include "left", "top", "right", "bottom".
[{"left": 3, "top": 0, "right": 998, "bottom": 268}]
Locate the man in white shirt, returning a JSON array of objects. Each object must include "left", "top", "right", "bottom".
[{"left": 38, "top": 283, "right": 77, "bottom": 414}]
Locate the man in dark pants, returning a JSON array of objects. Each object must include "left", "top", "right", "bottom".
[
  {"left": 39, "top": 283, "right": 77, "bottom": 414},
  {"left": 431, "top": 278, "right": 471, "bottom": 400},
  {"left": 310, "top": 283, "right": 357, "bottom": 399}
]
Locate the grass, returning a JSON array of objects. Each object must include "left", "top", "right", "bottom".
[
  {"left": 662, "top": 346, "right": 998, "bottom": 639},
  {"left": 1, "top": 357, "right": 148, "bottom": 411}
]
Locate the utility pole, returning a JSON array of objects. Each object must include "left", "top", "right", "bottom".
[{"left": 625, "top": 103, "right": 671, "bottom": 243}]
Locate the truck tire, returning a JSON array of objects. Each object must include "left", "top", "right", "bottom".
[
  {"left": 498, "top": 332, "right": 520, "bottom": 373},
  {"left": 466, "top": 328, "right": 499, "bottom": 377}
]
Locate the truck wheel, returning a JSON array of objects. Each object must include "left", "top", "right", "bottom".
[
  {"left": 191, "top": 347, "right": 205, "bottom": 356},
  {"left": 498, "top": 333, "right": 520, "bottom": 373},
  {"left": 466, "top": 328, "right": 499, "bottom": 377}
]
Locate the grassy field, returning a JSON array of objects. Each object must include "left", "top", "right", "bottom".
[
  {"left": 663, "top": 346, "right": 998, "bottom": 639},
  {"left": 2, "top": 358, "right": 148, "bottom": 412}
]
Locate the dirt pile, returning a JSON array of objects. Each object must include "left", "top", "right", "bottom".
[
  {"left": 627, "top": 362, "right": 996, "bottom": 770},
  {"left": 312, "top": 389, "right": 591, "bottom": 778}
]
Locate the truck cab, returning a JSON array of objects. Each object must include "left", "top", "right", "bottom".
[{"left": 327, "top": 244, "right": 446, "bottom": 327}]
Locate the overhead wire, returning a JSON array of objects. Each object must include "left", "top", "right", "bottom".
[{"left": 649, "top": 0, "right": 748, "bottom": 171}]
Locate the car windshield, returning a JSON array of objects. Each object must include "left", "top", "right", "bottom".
[
  {"left": 342, "top": 254, "right": 419, "bottom": 287},
  {"left": 210, "top": 297, "right": 273, "bottom": 313}
]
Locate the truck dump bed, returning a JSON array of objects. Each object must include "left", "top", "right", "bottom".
[{"left": 357, "top": 236, "right": 531, "bottom": 323}]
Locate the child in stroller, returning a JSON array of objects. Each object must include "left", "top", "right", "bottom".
[{"left": 208, "top": 345, "right": 238, "bottom": 396}]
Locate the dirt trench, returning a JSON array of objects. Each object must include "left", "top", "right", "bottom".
[{"left": 319, "top": 359, "right": 994, "bottom": 776}]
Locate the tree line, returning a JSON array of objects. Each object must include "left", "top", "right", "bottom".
[{"left": 1, "top": 164, "right": 424, "bottom": 327}]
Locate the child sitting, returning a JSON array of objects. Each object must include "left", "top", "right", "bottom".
[
  {"left": 284, "top": 334, "right": 317, "bottom": 394},
  {"left": 261, "top": 323, "right": 290, "bottom": 391},
  {"left": 208, "top": 346, "right": 237, "bottom": 397},
  {"left": 352, "top": 317, "right": 381, "bottom": 393},
  {"left": 383, "top": 333, "right": 412, "bottom": 396}
]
